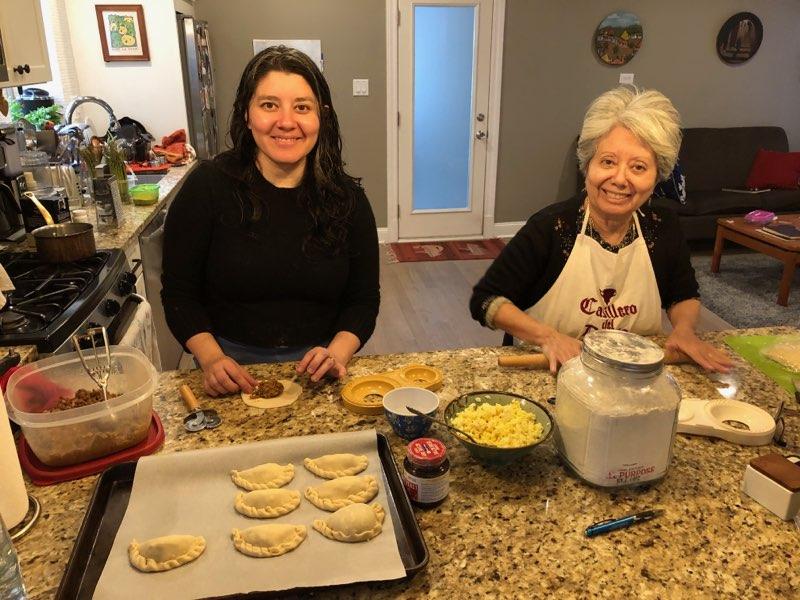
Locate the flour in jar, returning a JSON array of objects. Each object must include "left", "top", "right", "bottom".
[{"left": 555, "top": 377, "right": 678, "bottom": 487}]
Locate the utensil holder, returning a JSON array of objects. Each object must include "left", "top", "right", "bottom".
[{"left": 92, "top": 175, "right": 123, "bottom": 231}]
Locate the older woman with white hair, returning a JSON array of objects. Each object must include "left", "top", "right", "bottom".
[{"left": 470, "top": 87, "right": 732, "bottom": 373}]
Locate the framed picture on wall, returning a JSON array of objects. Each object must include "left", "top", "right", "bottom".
[
  {"left": 95, "top": 4, "right": 150, "bottom": 62},
  {"left": 717, "top": 12, "right": 763, "bottom": 65},
  {"left": 593, "top": 12, "right": 643, "bottom": 66}
]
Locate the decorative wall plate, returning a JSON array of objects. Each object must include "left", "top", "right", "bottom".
[
  {"left": 594, "top": 12, "right": 643, "bottom": 66},
  {"left": 717, "top": 12, "right": 763, "bottom": 65}
]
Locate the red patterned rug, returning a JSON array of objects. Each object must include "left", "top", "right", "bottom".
[{"left": 386, "top": 238, "right": 506, "bottom": 263}]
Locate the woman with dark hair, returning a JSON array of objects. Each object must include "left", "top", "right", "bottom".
[{"left": 162, "top": 46, "right": 380, "bottom": 396}]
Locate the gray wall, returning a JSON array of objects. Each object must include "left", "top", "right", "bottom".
[
  {"left": 196, "top": 1, "right": 800, "bottom": 228},
  {"left": 195, "top": 0, "right": 388, "bottom": 225},
  {"left": 497, "top": 0, "right": 800, "bottom": 221}
]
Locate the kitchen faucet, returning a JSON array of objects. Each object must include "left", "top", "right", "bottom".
[{"left": 63, "top": 96, "right": 120, "bottom": 133}]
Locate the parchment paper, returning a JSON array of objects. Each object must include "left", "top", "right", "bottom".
[{"left": 93, "top": 429, "right": 406, "bottom": 598}]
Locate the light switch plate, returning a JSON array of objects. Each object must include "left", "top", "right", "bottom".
[
  {"left": 619, "top": 73, "right": 634, "bottom": 84},
  {"left": 353, "top": 79, "right": 369, "bottom": 96}
]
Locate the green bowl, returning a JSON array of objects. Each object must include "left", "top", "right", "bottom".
[
  {"left": 443, "top": 390, "right": 553, "bottom": 464},
  {"left": 129, "top": 183, "right": 160, "bottom": 205}
]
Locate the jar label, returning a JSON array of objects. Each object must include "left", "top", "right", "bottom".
[{"left": 402, "top": 471, "right": 449, "bottom": 503}]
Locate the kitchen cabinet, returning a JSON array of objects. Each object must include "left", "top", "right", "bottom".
[{"left": 0, "top": 0, "right": 51, "bottom": 87}]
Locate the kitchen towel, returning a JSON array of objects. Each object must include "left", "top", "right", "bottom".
[
  {"left": 92, "top": 429, "right": 406, "bottom": 598},
  {"left": 119, "top": 294, "right": 162, "bottom": 371}
]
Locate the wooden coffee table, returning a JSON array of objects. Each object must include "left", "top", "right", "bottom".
[{"left": 711, "top": 215, "right": 800, "bottom": 306}]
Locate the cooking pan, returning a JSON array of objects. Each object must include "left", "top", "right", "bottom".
[{"left": 23, "top": 191, "right": 96, "bottom": 263}]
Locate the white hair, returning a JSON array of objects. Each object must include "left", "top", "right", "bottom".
[{"left": 576, "top": 87, "right": 682, "bottom": 181}]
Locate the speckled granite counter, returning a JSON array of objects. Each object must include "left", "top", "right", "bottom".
[
  {"left": 0, "top": 163, "right": 194, "bottom": 254},
  {"left": 13, "top": 328, "right": 800, "bottom": 599}
]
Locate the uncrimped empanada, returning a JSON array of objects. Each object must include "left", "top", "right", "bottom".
[
  {"left": 304, "top": 475, "right": 378, "bottom": 511},
  {"left": 303, "top": 453, "right": 368, "bottom": 479},
  {"left": 234, "top": 489, "right": 301, "bottom": 519},
  {"left": 231, "top": 524, "right": 307, "bottom": 557},
  {"left": 313, "top": 503, "right": 385, "bottom": 543},
  {"left": 128, "top": 534, "right": 206, "bottom": 572},
  {"left": 230, "top": 462, "right": 294, "bottom": 491}
]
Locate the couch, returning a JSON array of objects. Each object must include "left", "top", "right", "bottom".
[{"left": 650, "top": 127, "right": 800, "bottom": 240}]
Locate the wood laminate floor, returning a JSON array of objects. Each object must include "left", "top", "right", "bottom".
[{"left": 358, "top": 249, "right": 732, "bottom": 357}]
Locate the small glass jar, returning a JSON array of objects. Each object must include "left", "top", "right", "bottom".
[
  {"left": 555, "top": 330, "right": 681, "bottom": 489},
  {"left": 402, "top": 438, "right": 450, "bottom": 507}
]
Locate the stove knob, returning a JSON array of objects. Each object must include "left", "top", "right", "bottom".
[
  {"left": 102, "top": 299, "right": 121, "bottom": 317},
  {"left": 117, "top": 271, "right": 136, "bottom": 295}
]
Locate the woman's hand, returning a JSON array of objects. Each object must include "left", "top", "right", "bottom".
[
  {"left": 297, "top": 346, "right": 347, "bottom": 382},
  {"left": 665, "top": 326, "right": 733, "bottom": 373},
  {"left": 537, "top": 327, "right": 582, "bottom": 373},
  {"left": 199, "top": 354, "right": 257, "bottom": 397}
]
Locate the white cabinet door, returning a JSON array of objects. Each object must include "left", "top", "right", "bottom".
[{"left": 0, "top": 0, "right": 51, "bottom": 86}]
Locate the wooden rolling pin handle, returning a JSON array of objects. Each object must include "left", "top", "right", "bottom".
[
  {"left": 179, "top": 384, "right": 200, "bottom": 410},
  {"left": 497, "top": 355, "right": 551, "bottom": 369},
  {"left": 498, "top": 348, "right": 693, "bottom": 369}
]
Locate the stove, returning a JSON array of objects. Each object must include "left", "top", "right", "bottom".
[{"left": 0, "top": 250, "right": 136, "bottom": 355}]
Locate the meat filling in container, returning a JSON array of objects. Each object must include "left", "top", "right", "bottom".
[{"left": 5, "top": 346, "right": 157, "bottom": 467}]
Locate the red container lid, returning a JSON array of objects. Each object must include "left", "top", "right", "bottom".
[
  {"left": 407, "top": 438, "right": 447, "bottom": 467},
  {"left": 16, "top": 411, "right": 164, "bottom": 486}
]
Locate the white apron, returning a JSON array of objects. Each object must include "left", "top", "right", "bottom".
[{"left": 525, "top": 208, "right": 662, "bottom": 340}]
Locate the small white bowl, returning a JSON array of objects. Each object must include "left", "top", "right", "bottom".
[{"left": 382, "top": 387, "right": 439, "bottom": 439}]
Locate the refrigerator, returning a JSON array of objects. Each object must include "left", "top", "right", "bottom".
[{"left": 178, "top": 16, "right": 218, "bottom": 159}]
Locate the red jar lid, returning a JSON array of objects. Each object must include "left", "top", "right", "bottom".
[{"left": 407, "top": 438, "right": 447, "bottom": 466}]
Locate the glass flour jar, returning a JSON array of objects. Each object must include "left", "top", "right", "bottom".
[{"left": 555, "top": 330, "right": 681, "bottom": 488}]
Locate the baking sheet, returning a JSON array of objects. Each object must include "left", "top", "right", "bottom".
[
  {"left": 92, "top": 429, "right": 406, "bottom": 598},
  {"left": 725, "top": 334, "right": 799, "bottom": 394}
]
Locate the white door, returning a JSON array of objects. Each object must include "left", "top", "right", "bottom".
[{"left": 397, "top": 0, "right": 494, "bottom": 240}]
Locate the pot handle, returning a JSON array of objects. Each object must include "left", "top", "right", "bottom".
[{"left": 22, "top": 191, "right": 54, "bottom": 226}]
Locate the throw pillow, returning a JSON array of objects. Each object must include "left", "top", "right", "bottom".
[
  {"left": 745, "top": 149, "right": 800, "bottom": 190},
  {"left": 653, "top": 161, "right": 686, "bottom": 204}
]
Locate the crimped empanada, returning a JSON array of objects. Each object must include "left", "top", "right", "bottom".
[
  {"left": 304, "top": 475, "right": 378, "bottom": 511},
  {"left": 230, "top": 462, "right": 294, "bottom": 491},
  {"left": 128, "top": 534, "right": 206, "bottom": 572},
  {"left": 231, "top": 524, "right": 307, "bottom": 557},
  {"left": 303, "top": 453, "right": 368, "bottom": 479},
  {"left": 234, "top": 489, "right": 301, "bottom": 518},
  {"left": 313, "top": 503, "right": 385, "bottom": 542}
]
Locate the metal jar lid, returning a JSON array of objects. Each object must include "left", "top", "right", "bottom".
[{"left": 581, "top": 330, "right": 664, "bottom": 374}]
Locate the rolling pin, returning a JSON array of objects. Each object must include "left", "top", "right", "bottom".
[{"left": 498, "top": 348, "right": 691, "bottom": 369}]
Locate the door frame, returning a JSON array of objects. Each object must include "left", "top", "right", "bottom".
[{"left": 384, "top": 0, "right": 505, "bottom": 242}]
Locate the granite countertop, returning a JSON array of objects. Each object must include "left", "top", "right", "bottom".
[
  {"left": 3, "top": 345, "right": 37, "bottom": 365},
  {"left": 13, "top": 328, "right": 800, "bottom": 598},
  {"left": 1, "top": 163, "right": 194, "bottom": 254}
]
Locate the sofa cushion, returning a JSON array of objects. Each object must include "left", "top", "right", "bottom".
[
  {"left": 745, "top": 149, "right": 800, "bottom": 189},
  {"left": 679, "top": 127, "right": 789, "bottom": 191},
  {"left": 673, "top": 189, "right": 800, "bottom": 216}
]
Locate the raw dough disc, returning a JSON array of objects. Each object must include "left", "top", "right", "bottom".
[{"left": 242, "top": 379, "right": 303, "bottom": 409}]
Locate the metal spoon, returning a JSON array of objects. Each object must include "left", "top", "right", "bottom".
[{"left": 405, "top": 405, "right": 480, "bottom": 444}]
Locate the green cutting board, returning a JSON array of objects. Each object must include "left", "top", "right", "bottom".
[{"left": 724, "top": 334, "right": 799, "bottom": 394}]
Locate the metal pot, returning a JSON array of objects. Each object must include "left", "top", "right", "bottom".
[
  {"left": 32, "top": 222, "right": 96, "bottom": 263},
  {"left": 23, "top": 191, "right": 96, "bottom": 263}
]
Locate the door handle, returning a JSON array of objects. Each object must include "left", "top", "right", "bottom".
[
  {"left": 13, "top": 64, "right": 30, "bottom": 75},
  {"left": 475, "top": 130, "right": 487, "bottom": 140}
]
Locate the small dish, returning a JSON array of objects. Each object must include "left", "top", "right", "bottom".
[
  {"left": 382, "top": 387, "right": 439, "bottom": 440},
  {"left": 443, "top": 391, "right": 553, "bottom": 464}
]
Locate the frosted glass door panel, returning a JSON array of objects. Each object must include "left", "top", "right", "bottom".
[{"left": 413, "top": 6, "right": 475, "bottom": 211}]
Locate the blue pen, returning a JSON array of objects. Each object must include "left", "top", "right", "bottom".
[{"left": 585, "top": 508, "right": 664, "bottom": 537}]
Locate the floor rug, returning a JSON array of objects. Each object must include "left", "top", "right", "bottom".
[
  {"left": 691, "top": 252, "right": 800, "bottom": 328},
  {"left": 386, "top": 238, "right": 506, "bottom": 263}
]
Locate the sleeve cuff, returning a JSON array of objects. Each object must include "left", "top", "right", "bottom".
[{"left": 484, "top": 296, "right": 512, "bottom": 330}]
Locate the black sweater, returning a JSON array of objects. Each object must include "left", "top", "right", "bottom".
[
  {"left": 470, "top": 196, "right": 699, "bottom": 326},
  {"left": 161, "top": 161, "right": 380, "bottom": 349}
]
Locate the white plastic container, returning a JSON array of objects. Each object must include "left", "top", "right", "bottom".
[
  {"left": 5, "top": 346, "right": 157, "bottom": 467},
  {"left": 555, "top": 330, "right": 681, "bottom": 488},
  {"left": 741, "top": 455, "right": 800, "bottom": 520}
]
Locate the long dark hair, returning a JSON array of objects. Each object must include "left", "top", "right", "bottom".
[{"left": 215, "top": 45, "right": 358, "bottom": 254}]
